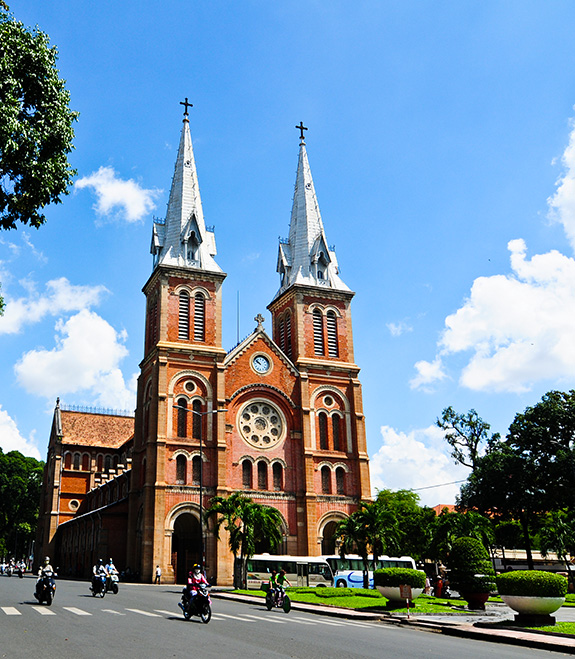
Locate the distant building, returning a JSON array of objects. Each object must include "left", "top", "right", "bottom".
[{"left": 35, "top": 112, "right": 372, "bottom": 584}]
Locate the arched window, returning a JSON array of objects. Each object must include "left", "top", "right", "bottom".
[
  {"left": 318, "top": 412, "right": 328, "bottom": 450},
  {"left": 176, "top": 455, "right": 187, "bottom": 484},
  {"left": 257, "top": 461, "right": 268, "bottom": 490},
  {"left": 336, "top": 467, "right": 345, "bottom": 495},
  {"left": 81, "top": 453, "right": 90, "bottom": 471},
  {"left": 278, "top": 317, "right": 285, "bottom": 352},
  {"left": 321, "top": 466, "right": 331, "bottom": 494},
  {"left": 192, "top": 455, "right": 201, "bottom": 485},
  {"left": 272, "top": 463, "right": 283, "bottom": 491},
  {"left": 104, "top": 455, "right": 111, "bottom": 472},
  {"left": 179, "top": 290, "right": 190, "bottom": 340},
  {"left": 313, "top": 308, "right": 325, "bottom": 356},
  {"left": 326, "top": 310, "right": 339, "bottom": 358},
  {"left": 73, "top": 452, "right": 80, "bottom": 470},
  {"left": 332, "top": 415, "right": 342, "bottom": 452},
  {"left": 285, "top": 315, "right": 292, "bottom": 358},
  {"left": 194, "top": 293, "right": 205, "bottom": 341},
  {"left": 177, "top": 398, "right": 188, "bottom": 438},
  {"left": 97, "top": 454, "right": 103, "bottom": 472},
  {"left": 64, "top": 453, "right": 72, "bottom": 470},
  {"left": 113, "top": 455, "right": 119, "bottom": 469},
  {"left": 242, "top": 460, "right": 253, "bottom": 489},
  {"left": 192, "top": 399, "right": 202, "bottom": 439}
]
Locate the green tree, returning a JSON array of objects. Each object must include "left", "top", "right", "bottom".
[
  {"left": 205, "top": 493, "right": 283, "bottom": 589},
  {"left": 437, "top": 406, "right": 500, "bottom": 470},
  {"left": 0, "top": 449, "right": 44, "bottom": 558},
  {"left": 538, "top": 510, "right": 575, "bottom": 588},
  {"left": 428, "top": 509, "right": 494, "bottom": 564}
]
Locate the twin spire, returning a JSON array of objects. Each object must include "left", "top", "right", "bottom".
[{"left": 151, "top": 104, "right": 350, "bottom": 297}]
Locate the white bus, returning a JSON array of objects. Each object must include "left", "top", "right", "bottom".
[
  {"left": 323, "top": 554, "right": 417, "bottom": 588},
  {"left": 245, "top": 554, "right": 334, "bottom": 589}
]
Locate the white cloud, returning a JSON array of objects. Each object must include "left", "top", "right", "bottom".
[
  {"left": 76, "top": 166, "right": 161, "bottom": 223},
  {"left": 0, "top": 277, "right": 107, "bottom": 335},
  {"left": 14, "top": 309, "right": 137, "bottom": 411},
  {"left": 548, "top": 116, "right": 575, "bottom": 251},
  {"left": 387, "top": 321, "right": 413, "bottom": 337},
  {"left": 370, "top": 424, "right": 469, "bottom": 506},
  {"left": 410, "top": 357, "right": 447, "bottom": 390},
  {"left": 0, "top": 406, "right": 42, "bottom": 460}
]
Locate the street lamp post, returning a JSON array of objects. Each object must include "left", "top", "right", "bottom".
[{"left": 172, "top": 404, "right": 227, "bottom": 572}]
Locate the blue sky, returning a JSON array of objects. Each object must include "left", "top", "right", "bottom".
[{"left": 3, "top": 1, "right": 575, "bottom": 505}]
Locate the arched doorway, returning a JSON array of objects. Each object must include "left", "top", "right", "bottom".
[
  {"left": 321, "top": 521, "right": 339, "bottom": 554},
  {"left": 171, "top": 513, "right": 201, "bottom": 583}
]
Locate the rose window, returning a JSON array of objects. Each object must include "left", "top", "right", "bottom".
[{"left": 238, "top": 401, "right": 285, "bottom": 448}]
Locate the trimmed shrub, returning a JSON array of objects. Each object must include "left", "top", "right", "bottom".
[
  {"left": 497, "top": 570, "right": 567, "bottom": 598},
  {"left": 448, "top": 536, "right": 496, "bottom": 593},
  {"left": 373, "top": 568, "right": 426, "bottom": 589}
]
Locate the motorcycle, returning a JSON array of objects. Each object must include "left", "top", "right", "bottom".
[
  {"left": 90, "top": 573, "right": 106, "bottom": 597},
  {"left": 179, "top": 585, "right": 212, "bottom": 623},
  {"left": 6, "top": 564, "right": 13, "bottom": 577},
  {"left": 35, "top": 570, "right": 57, "bottom": 606},
  {"left": 17, "top": 565, "right": 23, "bottom": 578},
  {"left": 265, "top": 587, "right": 291, "bottom": 613},
  {"left": 105, "top": 572, "right": 119, "bottom": 594}
]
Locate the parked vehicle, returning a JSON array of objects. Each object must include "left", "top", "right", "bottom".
[
  {"left": 323, "top": 554, "right": 417, "bottom": 589},
  {"left": 180, "top": 585, "right": 212, "bottom": 623},
  {"left": 90, "top": 573, "right": 106, "bottom": 597},
  {"left": 245, "top": 555, "right": 333, "bottom": 590},
  {"left": 265, "top": 587, "right": 291, "bottom": 613},
  {"left": 35, "top": 570, "right": 57, "bottom": 605}
]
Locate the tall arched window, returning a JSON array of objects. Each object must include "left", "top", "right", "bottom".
[
  {"left": 332, "top": 415, "right": 342, "bottom": 452},
  {"left": 81, "top": 453, "right": 90, "bottom": 471},
  {"left": 192, "top": 456, "right": 201, "bottom": 485},
  {"left": 278, "top": 318, "right": 285, "bottom": 352},
  {"left": 192, "top": 399, "right": 202, "bottom": 439},
  {"left": 272, "top": 463, "right": 283, "bottom": 491},
  {"left": 326, "top": 310, "right": 339, "bottom": 357},
  {"left": 242, "top": 460, "right": 253, "bottom": 489},
  {"left": 179, "top": 290, "right": 190, "bottom": 339},
  {"left": 321, "top": 466, "right": 331, "bottom": 494},
  {"left": 318, "top": 412, "right": 328, "bottom": 450},
  {"left": 105, "top": 455, "right": 112, "bottom": 472},
  {"left": 177, "top": 398, "right": 188, "bottom": 438},
  {"left": 97, "top": 455, "right": 103, "bottom": 472},
  {"left": 73, "top": 452, "right": 80, "bottom": 470},
  {"left": 336, "top": 467, "right": 345, "bottom": 495},
  {"left": 64, "top": 453, "right": 72, "bottom": 470},
  {"left": 176, "top": 455, "right": 187, "bottom": 484},
  {"left": 313, "top": 308, "right": 325, "bottom": 356},
  {"left": 285, "top": 315, "right": 292, "bottom": 358},
  {"left": 194, "top": 293, "right": 205, "bottom": 341},
  {"left": 257, "top": 461, "right": 268, "bottom": 490}
]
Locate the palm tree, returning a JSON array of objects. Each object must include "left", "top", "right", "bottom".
[{"left": 205, "top": 493, "right": 283, "bottom": 588}]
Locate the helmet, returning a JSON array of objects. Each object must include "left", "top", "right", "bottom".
[
  {"left": 98, "top": 558, "right": 103, "bottom": 565},
  {"left": 44, "top": 557, "right": 50, "bottom": 564},
  {"left": 108, "top": 558, "right": 113, "bottom": 563}
]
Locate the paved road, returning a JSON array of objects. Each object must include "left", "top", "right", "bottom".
[{"left": 0, "top": 575, "right": 566, "bottom": 658}]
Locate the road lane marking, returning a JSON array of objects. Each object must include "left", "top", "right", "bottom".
[
  {"left": 102, "top": 609, "right": 126, "bottom": 615},
  {"left": 125, "top": 608, "right": 162, "bottom": 617},
  {"left": 243, "top": 613, "right": 286, "bottom": 624},
  {"left": 216, "top": 612, "right": 256, "bottom": 623},
  {"left": 32, "top": 606, "right": 56, "bottom": 615},
  {"left": 1, "top": 607, "right": 21, "bottom": 615},
  {"left": 289, "top": 617, "right": 317, "bottom": 625},
  {"left": 154, "top": 609, "right": 178, "bottom": 616},
  {"left": 63, "top": 607, "right": 92, "bottom": 616}
]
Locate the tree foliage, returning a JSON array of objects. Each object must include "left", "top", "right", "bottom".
[
  {"left": 0, "top": 7, "right": 78, "bottom": 231},
  {"left": 0, "top": 449, "right": 44, "bottom": 558}
]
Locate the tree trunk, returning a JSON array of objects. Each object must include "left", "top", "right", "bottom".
[{"left": 518, "top": 510, "right": 534, "bottom": 570}]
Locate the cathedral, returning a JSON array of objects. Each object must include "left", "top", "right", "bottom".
[{"left": 35, "top": 108, "right": 372, "bottom": 585}]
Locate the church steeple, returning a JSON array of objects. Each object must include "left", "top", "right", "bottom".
[
  {"left": 274, "top": 125, "right": 350, "bottom": 299},
  {"left": 151, "top": 105, "right": 222, "bottom": 273}
]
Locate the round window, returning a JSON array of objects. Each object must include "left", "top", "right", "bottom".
[
  {"left": 323, "top": 395, "right": 334, "bottom": 407},
  {"left": 69, "top": 499, "right": 80, "bottom": 512},
  {"left": 184, "top": 381, "right": 196, "bottom": 394},
  {"left": 237, "top": 400, "right": 286, "bottom": 449}
]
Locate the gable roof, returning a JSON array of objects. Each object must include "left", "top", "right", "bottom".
[
  {"left": 60, "top": 410, "right": 134, "bottom": 449},
  {"left": 224, "top": 327, "right": 298, "bottom": 376}
]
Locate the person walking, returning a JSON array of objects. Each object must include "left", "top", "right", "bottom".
[{"left": 154, "top": 565, "right": 162, "bottom": 584}]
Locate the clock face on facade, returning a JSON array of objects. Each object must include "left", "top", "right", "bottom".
[
  {"left": 252, "top": 354, "right": 271, "bottom": 374},
  {"left": 238, "top": 400, "right": 285, "bottom": 449}
]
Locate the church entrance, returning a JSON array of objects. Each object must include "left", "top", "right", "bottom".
[
  {"left": 321, "top": 521, "right": 339, "bottom": 554},
  {"left": 171, "top": 513, "right": 201, "bottom": 583}
]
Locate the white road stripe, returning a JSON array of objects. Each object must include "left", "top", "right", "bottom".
[
  {"left": 154, "top": 609, "right": 178, "bottom": 616},
  {"left": 289, "top": 617, "right": 317, "bottom": 625},
  {"left": 243, "top": 613, "right": 286, "bottom": 624},
  {"left": 32, "top": 606, "right": 56, "bottom": 615},
  {"left": 216, "top": 612, "right": 256, "bottom": 623},
  {"left": 1, "top": 607, "right": 21, "bottom": 616},
  {"left": 125, "top": 608, "right": 162, "bottom": 617},
  {"left": 63, "top": 607, "right": 91, "bottom": 616},
  {"left": 337, "top": 620, "right": 375, "bottom": 628},
  {"left": 102, "top": 609, "right": 125, "bottom": 615}
]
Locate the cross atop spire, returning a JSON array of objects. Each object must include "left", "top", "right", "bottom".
[
  {"left": 254, "top": 313, "right": 265, "bottom": 331},
  {"left": 296, "top": 121, "right": 308, "bottom": 145},
  {"left": 180, "top": 97, "right": 193, "bottom": 118}
]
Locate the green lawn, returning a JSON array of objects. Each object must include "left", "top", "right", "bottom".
[{"left": 527, "top": 621, "right": 575, "bottom": 634}]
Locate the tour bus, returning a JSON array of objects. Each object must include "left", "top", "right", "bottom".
[
  {"left": 323, "top": 554, "right": 417, "bottom": 589},
  {"left": 245, "top": 554, "right": 334, "bottom": 589}
]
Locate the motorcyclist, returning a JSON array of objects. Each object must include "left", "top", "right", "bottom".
[
  {"left": 276, "top": 569, "right": 291, "bottom": 594},
  {"left": 180, "top": 564, "right": 209, "bottom": 610},
  {"left": 35, "top": 557, "right": 55, "bottom": 599},
  {"left": 105, "top": 557, "right": 118, "bottom": 591},
  {"left": 91, "top": 558, "right": 107, "bottom": 592},
  {"left": 268, "top": 570, "right": 279, "bottom": 600}
]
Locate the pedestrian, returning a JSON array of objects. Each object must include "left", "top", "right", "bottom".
[{"left": 154, "top": 565, "right": 162, "bottom": 584}]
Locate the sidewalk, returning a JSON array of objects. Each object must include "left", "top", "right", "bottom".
[{"left": 212, "top": 591, "right": 575, "bottom": 653}]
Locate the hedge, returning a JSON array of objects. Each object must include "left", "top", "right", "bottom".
[
  {"left": 448, "top": 537, "right": 496, "bottom": 593},
  {"left": 496, "top": 570, "right": 567, "bottom": 598},
  {"left": 373, "top": 568, "right": 426, "bottom": 588}
]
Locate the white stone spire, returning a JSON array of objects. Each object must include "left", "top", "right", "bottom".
[
  {"left": 151, "top": 115, "right": 222, "bottom": 273},
  {"left": 274, "top": 132, "right": 350, "bottom": 298}
]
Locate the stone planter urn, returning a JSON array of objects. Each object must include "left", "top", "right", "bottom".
[
  {"left": 376, "top": 586, "right": 424, "bottom": 602},
  {"left": 501, "top": 595, "right": 565, "bottom": 616},
  {"left": 460, "top": 591, "right": 490, "bottom": 611}
]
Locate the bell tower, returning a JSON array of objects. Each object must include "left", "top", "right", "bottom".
[{"left": 128, "top": 101, "right": 227, "bottom": 583}]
